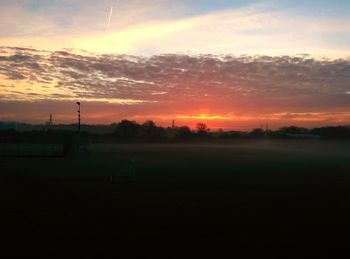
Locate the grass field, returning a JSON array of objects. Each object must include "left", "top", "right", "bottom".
[{"left": 2, "top": 140, "right": 350, "bottom": 257}]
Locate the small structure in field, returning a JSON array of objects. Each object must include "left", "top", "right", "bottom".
[{"left": 110, "top": 158, "right": 135, "bottom": 183}]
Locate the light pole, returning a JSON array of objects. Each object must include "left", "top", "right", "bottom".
[{"left": 76, "top": 102, "right": 81, "bottom": 132}]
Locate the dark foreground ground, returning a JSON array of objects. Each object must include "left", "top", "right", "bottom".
[{"left": 1, "top": 140, "right": 350, "bottom": 258}]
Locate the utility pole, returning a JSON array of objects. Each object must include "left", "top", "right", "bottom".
[
  {"left": 76, "top": 102, "right": 81, "bottom": 132},
  {"left": 49, "top": 114, "right": 52, "bottom": 126},
  {"left": 172, "top": 120, "right": 175, "bottom": 128}
]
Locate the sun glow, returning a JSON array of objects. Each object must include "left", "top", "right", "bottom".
[{"left": 176, "top": 114, "right": 235, "bottom": 120}]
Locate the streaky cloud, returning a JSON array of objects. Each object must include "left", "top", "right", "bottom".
[{"left": 1, "top": 46, "right": 350, "bottom": 126}]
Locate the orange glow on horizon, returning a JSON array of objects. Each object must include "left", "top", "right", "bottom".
[
  {"left": 118, "top": 111, "right": 350, "bottom": 131},
  {"left": 176, "top": 114, "right": 235, "bottom": 120}
]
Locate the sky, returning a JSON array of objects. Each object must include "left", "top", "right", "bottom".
[{"left": 0, "top": 0, "right": 350, "bottom": 130}]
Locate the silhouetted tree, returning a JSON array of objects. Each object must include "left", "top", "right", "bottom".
[
  {"left": 141, "top": 120, "right": 165, "bottom": 139},
  {"left": 277, "top": 126, "right": 309, "bottom": 135},
  {"left": 220, "top": 130, "right": 244, "bottom": 139},
  {"left": 196, "top": 123, "right": 207, "bottom": 132},
  {"left": 196, "top": 123, "right": 209, "bottom": 137},
  {"left": 311, "top": 126, "right": 350, "bottom": 139},
  {"left": 114, "top": 120, "right": 141, "bottom": 139},
  {"left": 250, "top": 128, "right": 265, "bottom": 138},
  {"left": 176, "top": 126, "right": 193, "bottom": 139}
]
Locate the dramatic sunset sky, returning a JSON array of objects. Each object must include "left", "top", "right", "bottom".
[{"left": 1, "top": 0, "right": 350, "bottom": 130}]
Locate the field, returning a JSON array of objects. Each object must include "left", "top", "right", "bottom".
[{"left": 2, "top": 140, "right": 350, "bottom": 257}]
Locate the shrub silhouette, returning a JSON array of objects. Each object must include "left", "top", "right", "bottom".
[{"left": 114, "top": 120, "right": 141, "bottom": 139}]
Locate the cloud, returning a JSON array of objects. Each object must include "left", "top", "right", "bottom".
[
  {"left": 1, "top": 1, "right": 350, "bottom": 57},
  {"left": 1, "top": 46, "right": 350, "bottom": 127}
]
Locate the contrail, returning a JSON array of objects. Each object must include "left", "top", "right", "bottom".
[{"left": 106, "top": 6, "right": 113, "bottom": 31}]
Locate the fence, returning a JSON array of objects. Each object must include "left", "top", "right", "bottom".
[
  {"left": 0, "top": 143, "right": 65, "bottom": 157},
  {"left": 0, "top": 134, "right": 76, "bottom": 157}
]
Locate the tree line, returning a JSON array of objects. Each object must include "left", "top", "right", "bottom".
[
  {"left": 1, "top": 120, "right": 350, "bottom": 143},
  {"left": 112, "top": 120, "right": 350, "bottom": 140}
]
